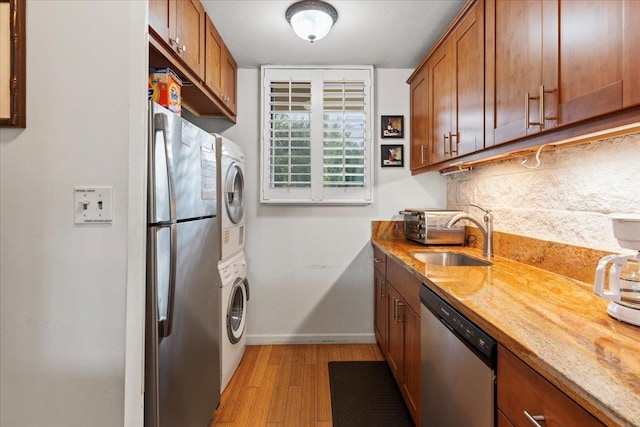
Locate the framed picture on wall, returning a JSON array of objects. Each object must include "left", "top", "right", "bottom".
[
  {"left": 381, "top": 115, "right": 404, "bottom": 138},
  {"left": 381, "top": 144, "right": 404, "bottom": 167}
]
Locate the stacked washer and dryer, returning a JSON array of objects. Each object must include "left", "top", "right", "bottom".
[{"left": 214, "top": 134, "right": 249, "bottom": 393}]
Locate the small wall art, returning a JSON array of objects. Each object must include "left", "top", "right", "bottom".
[
  {"left": 381, "top": 115, "right": 404, "bottom": 138},
  {"left": 381, "top": 144, "right": 404, "bottom": 167}
]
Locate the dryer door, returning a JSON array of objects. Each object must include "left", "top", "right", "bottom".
[
  {"left": 227, "top": 277, "right": 247, "bottom": 343},
  {"left": 224, "top": 163, "right": 244, "bottom": 224}
]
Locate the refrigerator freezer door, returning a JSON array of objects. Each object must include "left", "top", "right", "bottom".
[
  {"left": 152, "top": 102, "right": 217, "bottom": 222},
  {"left": 156, "top": 216, "right": 220, "bottom": 426}
]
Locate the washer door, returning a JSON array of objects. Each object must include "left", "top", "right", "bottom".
[
  {"left": 225, "top": 163, "right": 244, "bottom": 224},
  {"left": 227, "top": 277, "right": 247, "bottom": 344}
]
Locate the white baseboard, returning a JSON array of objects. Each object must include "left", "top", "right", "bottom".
[{"left": 246, "top": 333, "right": 376, "bottom": 345}]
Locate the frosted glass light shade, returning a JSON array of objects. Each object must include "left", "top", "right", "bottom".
[{"left": 286, "top": 0, "right": 338, "bottom": 42}]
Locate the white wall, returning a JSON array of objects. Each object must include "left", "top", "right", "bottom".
[
  {"left": 188, "top": 68, "right": 447, "bottom": 343},
  {"left": 0, "top": 2, "right": 147, "bottom": 426},
  {"left": 447, "top": 132, "right": 640, "bottom": 253}
]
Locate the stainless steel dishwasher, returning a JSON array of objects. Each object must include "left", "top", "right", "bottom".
[{"left": 420, "top": 283, "right": 497, "bottom": 426}]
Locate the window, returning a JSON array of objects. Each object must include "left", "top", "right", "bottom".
[{"left": 261, "top": 66, "right": 374, "bottom": 204}]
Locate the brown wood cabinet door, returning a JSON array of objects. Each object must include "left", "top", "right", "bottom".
[
  {"left": 373, "top": 269, "right": 387, "bottom": 356},
  {"left": 558, "top": 0, "right": 624, "bottom": 125},
  {"left": 402, "top": 305, "right": 421, "bottom": 426},
  {"left": 386, "top": 284, "right": 404, "bottom": 386},
  {"left": 429, "top": 40, "right": 454, "bottom": 164},
  {"left": 204, "top": 15, "right": 223, "bottom": 97},
  {"left": 498, "top": 345, "right": 605, "bottom": 427},
  {"left": 175, "top": 0, "right": 205, "bottom": 79},
  {"left": 221, "top": 49, "right": 237, "bottom": 114},
  {"left": 623, "top": 0, "right": 640, "bottom": 107},
  {"left": 149, "top": 0, "right": 172, "bottom": 42},
  {"left": 486, "top": 0, "right": 557, "bottom": 146},
  {"left": 410, "top": 68, "right": 429, "bottom": 169},
  {"left": 453, "top": 0, "right": 484, "bottom": 157}
]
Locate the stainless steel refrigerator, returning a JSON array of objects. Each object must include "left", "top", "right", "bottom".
[{"left": 145, "top": 102, "right": 220, "bottom": 426}]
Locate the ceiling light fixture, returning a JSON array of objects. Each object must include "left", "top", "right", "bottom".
[{"left": 286, "top": 0, "right": 338, "bottom": 43}]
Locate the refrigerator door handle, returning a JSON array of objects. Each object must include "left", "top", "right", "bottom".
[
  {"left": 158, "top": 223, "right": 178, "bottom": 338},
  {"left": 152, "top": 112, "right": 177, "bottom": 223}
]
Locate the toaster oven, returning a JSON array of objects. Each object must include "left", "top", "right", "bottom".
[{"left": 399, "top": 209, "right": 465, "bottom": 245}]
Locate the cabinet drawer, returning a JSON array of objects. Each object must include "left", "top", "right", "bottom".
[
  {"left": 386, "top": 256, "right": 420, "bottom": 315},
  {"left": 498, "top": 345, "right": 604, "bottom": 427},
  {"left": 373, "top": 245, "right": 386, "bottom": 276}
]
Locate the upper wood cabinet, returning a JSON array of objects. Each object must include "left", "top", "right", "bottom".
[
  {"left": 428, "top": 0, "right": 484, "bottom": 163},
  {"left": 453, "top": 3, "right": 484, "bottom": 157},
  {"left": 148, "top": 0, "right": 237, "bottom": 122},
  {"left": 428, "top": 39, "right": 455, "bottom": 164},
  {"left": 486, "top": 0, "right": 640, "bottom": 147},
  {"left": 624, "top": 1, "right": 640, "bottom": 107},
  {"left": 149, "top": 0, "right": 171, "bottom": 42},
  {"left": 557, "top": 0, "right": 639, "bottom": 125},
  {"left": 485, "top": 0, "right": 557, "bottom": 146},
  {"left": 411, "top": 0, "right": 484, "bottom": 167},
  {"left": 409, "top": 0, "right": 640, "bottom": 173},
  {"left": 205, "top": 15, "right": 237, "bottom": 116},
  {"left": 149, "top": 0, "right": 205, "bottom": 79},
  {"left": 409, "top": 67, "right": 429, "bottom": 169},
  {"left": 221, "top": 49, "right": 238, "bottom": 114}
]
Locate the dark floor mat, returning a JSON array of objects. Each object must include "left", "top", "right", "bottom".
[{"left": 328, "top": 361, "right": 415, "bottom": 427}]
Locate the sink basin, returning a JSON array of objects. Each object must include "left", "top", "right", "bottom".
[{"left": 411, "top": 251, "right": 492, "bottom": 267}]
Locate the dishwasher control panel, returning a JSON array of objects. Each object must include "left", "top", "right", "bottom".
[{"left": 420, "top": 283, "right": 496, "bottom": 360}]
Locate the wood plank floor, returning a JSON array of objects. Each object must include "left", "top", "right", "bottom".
[{"left": 210, "top": 344, "right": 385, "bottom": 427}]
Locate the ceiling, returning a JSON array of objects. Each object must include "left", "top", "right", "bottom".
[{"left": 201, "top": 0, "right": 467, "bottom": 69}]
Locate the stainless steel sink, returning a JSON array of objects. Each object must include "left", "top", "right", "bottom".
[{"left": 411, "top": 251, "right": 492, "bottom": 267}]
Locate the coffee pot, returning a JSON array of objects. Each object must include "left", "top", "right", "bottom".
[{"left": 594, "top": 213, "right": 640, "bottom": 326}]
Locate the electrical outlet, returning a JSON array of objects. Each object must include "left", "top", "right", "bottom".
[{"left": 74, "top": 186, "right": 113, "bottom": 224}]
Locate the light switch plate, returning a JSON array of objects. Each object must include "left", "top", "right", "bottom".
[{"left": 74, "top": 186, "right": 113, "bottom": 224}]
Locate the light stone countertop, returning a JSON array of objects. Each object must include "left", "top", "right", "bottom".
[{"left": 371, "top": 237, "right": 640, "bottom": 427}]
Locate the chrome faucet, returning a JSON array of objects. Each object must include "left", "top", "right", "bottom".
[{"left": 445, "top": 204, "right": 494, "bottom": 258}]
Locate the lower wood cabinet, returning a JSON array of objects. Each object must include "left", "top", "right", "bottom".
[
  {"left": 386, "top": 282, "right": 421, "bottom": 426},
  {"left": 373, "top": 267, "right": 387, "bottom": 355},
  {"left": 381, "top": 254, "right": 421, "bottom": 426},
  {"left": 386, "top": 284, "right": 404, "bottom": 381},
  {"left": 498, "top": 345, "right": 604, "bottom": 427},
  {"left": 400, "top": 299, "right": 420, "bottom": 420}
]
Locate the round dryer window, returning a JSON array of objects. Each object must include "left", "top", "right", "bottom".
[
  {"left": 227, "top": 278, "right": 247, "bottom": 344},
  {"left": 225, "top": 163, "right": 244, "bottom": 224}
]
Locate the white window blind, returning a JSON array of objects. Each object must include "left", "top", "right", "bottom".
[
  {"left": 268, "top": 80, "right": 312, "bottom": 188},
  {"left": 261, "top": 66, "right": 374, "bottom": 204},
  {"left": 323, "top": 80, "right": 366, "bottom": 188}
]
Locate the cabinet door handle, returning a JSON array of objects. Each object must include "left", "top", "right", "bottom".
[
  {"left": 396, "top": 300, "right": 405, "bottom": 322},
  {"left": 379, "top": 280, "right": 386, "bottom": 298},
  {"left": 420, "top": 145, "right": 425, "bottom": 164},
  {"left": 393, "top": 297, "right": 398, "bottom": 322},
  {"left": 449, "top": 132, "right": 458, "bottom": 155},
  {"left": 443, "top": 133, "right": 450, "bottom": 155},
  {"left": 523, "top": 411, "right": 545, "bottom": 427},
  {"left": 169, "top": 37, "right": 181, "bottom": 46},
  {"left": 540, "top": 85, "right": 557, "bottom": 126},
  {"left": 373, "top": 257, "right": 382, "bottom": 264},
  {"left": 179, "top": 44, "right": 187, "bottom": 53},
  {"left": 524, "top": 89, "right": 544, "bottom": 130}
]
